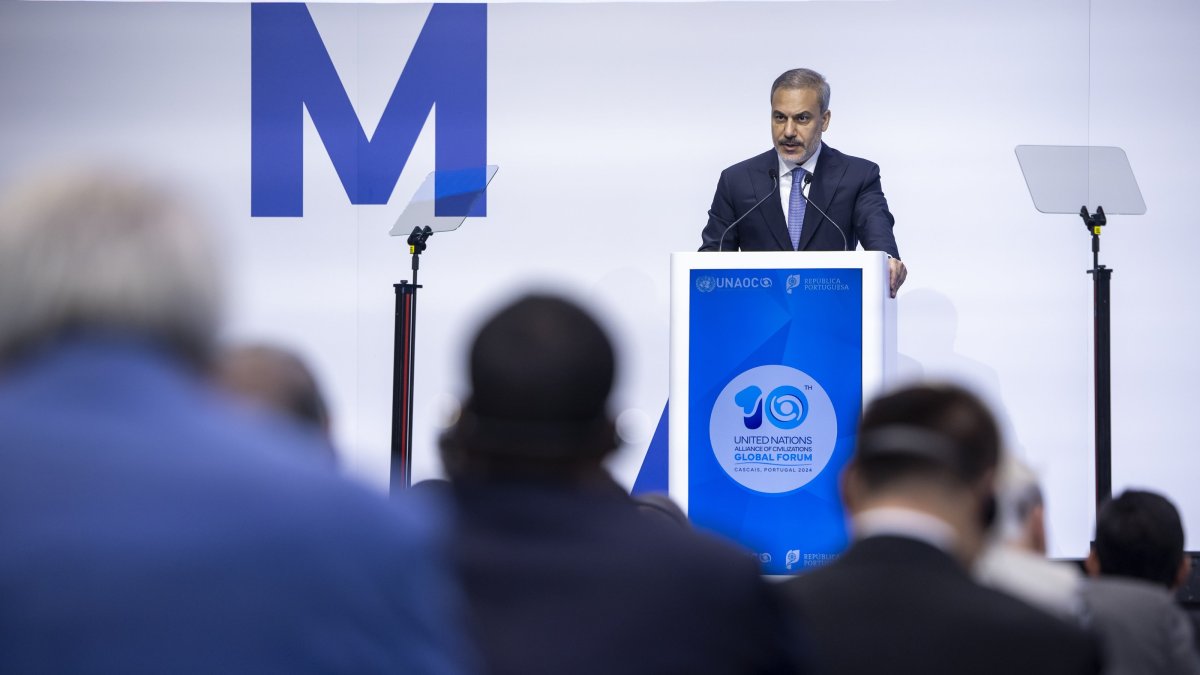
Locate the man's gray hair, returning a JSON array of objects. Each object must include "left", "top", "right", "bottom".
[
  {"left": 771, "top": 68, "right": 831, "bottom": 113},
  {"left": 993, "top": 454, "right": 1045, "bottom": 546},
  {"left": 0, "top": 167, "right": 224, "bottom": 364}
]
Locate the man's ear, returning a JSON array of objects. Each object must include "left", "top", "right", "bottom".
[
  {"left": 1026, "top": 503, "right": 1047, "bottom": 555},
  {"left": 1085, "top": 547, "right": 1102, "bottom": 577},
  {"left": 970, "top": 469, "right": 998, "bottom": 532},
  {"left": 1174, "top": 553, "right": 1192, "bottom": 591},
  {"left": 841, "top": 463, "right": 862, "bottom": 514}
]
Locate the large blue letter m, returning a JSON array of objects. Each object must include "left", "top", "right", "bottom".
[{"left": 251, "top": 4, "right": 486, "bottom": 218}]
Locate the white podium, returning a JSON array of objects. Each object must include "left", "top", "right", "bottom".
[{"left": 668, "top": 251, "right": 896, "bottom": 574}]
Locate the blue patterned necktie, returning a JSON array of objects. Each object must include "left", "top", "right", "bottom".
[{"left": 788, "top": 167, "right": 807, "bottom": 250}]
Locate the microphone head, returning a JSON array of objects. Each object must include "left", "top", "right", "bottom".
[{"left": 768, "top": 168, "right": 778, "bottom": 180}]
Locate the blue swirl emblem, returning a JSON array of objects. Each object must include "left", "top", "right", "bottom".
[{"left": 765, "top": 385, "right": 808, "bottom": 429}]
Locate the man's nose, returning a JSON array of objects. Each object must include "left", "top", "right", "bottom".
[{"left": 784, "top": 120, "right": 797, "bottom": 137}]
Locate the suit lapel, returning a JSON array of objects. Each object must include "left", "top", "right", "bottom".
[
  {"left": 799, "top": 145, "right": 846, "bottom": 251},
  {"left": 753, "top": 151, "right": 792, "bottom": 251}
]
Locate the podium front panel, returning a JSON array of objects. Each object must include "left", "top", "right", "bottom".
[{"left": 669, "top": 252, "right": 893, "bottom": 575}]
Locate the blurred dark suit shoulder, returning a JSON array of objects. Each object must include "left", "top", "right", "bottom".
[
  {"left": 450, "top": 478, "right": 802, "bottom": 675},
  {"left": 779, "top": 535, "right": 1101, "bottom": 675}
]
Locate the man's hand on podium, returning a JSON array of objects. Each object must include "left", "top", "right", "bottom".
[{"left": 888, "top": 258, "right": 907, "bottom": 298}]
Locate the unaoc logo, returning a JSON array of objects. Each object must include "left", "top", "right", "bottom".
[{"left": 708, "top": 364, "right": 838, "bottom": 494}]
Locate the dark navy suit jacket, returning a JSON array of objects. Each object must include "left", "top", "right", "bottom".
[
  {"left": 0, "top": 336, "right": 473, "bottom": 674},
  {"left": 700, "top": 145, "right": 900, "bottom": 258},
  {"left": 779, "top": 535, "right": 1102, "bottom": 675},
  {"left": 448, "top": 477, "right": 806, "bottom": 675}
]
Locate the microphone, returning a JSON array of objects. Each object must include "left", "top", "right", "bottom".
[
  {"left": 717, "top": 169, "right": 779, "bottom": 252},
  {"left": 801, "top": 172, "right": 848, "bottom": 252}
]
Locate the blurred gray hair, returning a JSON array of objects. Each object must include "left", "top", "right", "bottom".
[
  {"left": 771, "top": 68, "right": 831, "bottom": 113},
  {"left": 0, "top": 167, "right": 224, "bottom": 364},
  {"left": 993, "top": 454, "right": 1045, "bottom": 545}
]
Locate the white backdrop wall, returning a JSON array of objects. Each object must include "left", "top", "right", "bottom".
[{"left": 1, "top": 0, "right": 1196, "bottom": 558}]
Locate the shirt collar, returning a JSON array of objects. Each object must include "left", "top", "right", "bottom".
[
  {"left": 852, "top": 506, "right": 959, "bottom": 554},
  {"left": 777, "top": 142, "right": 822, "bottom": 178}
]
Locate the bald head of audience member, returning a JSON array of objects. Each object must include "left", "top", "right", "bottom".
[
  {"left": 844, "top": 383, "right": 1001, "bottom": 564},
  {"left": 1087, "top": 489, "right": 1190, "bottom": 590},
  {"left": 214, "top": 344, "right": 331, "bottom": 436},
  {"left": 440, "top": 294, "right": 617, "bottom": 481},
  {"left": 0, "top": 167, "right": 221, "bottom": 367}
]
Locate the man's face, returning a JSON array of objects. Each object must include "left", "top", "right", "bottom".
[{"left": 771, "top": 87, "right": 830, "bottom": 165}]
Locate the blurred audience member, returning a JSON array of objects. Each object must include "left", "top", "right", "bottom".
[
  {"left": 411, "top": 477, "right": 453, "bottom": 496},
  {"left": 0, "top": 168, "right": 473, "bottom": 674},
  {"left": 633, "top": 491, "right": 689, "bottom": 529},
  {"left": 213, "top": 342, "right": 335, "bottom": 458},
  {"left": 1082, "top": 490, "right": 1200, "bottom": 675},
  {"left": 409, "top": 477, "right": 456, "bottom": 514},
  {"left": 779, "top": 383, "right": 1101, "bottom": 675},
  {"left": 440, "top": 294, "right": 803, "bottom": 675},
  {"left": 1088, "top": 490, "right": 1190, "bottom": 589},
  {"left": 975, "top": 455, "right": 1084, "bottom": 620}
]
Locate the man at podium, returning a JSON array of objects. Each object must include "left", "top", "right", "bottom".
[{"left": 700, "top": 68, "right": 908, "bottom": 297}]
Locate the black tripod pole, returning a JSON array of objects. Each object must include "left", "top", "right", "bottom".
[
  {"left": 390, "top": 226, "right": 432, "bottom": 493},
  {"left": 1081, "top": 206, "right": 1112, "bottom": 507}
]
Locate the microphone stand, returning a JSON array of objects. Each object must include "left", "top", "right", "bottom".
[
  {"left": 1080, "top": 206, "right": 1112, "bottom": 507},
  {"left": 391, "top": 225, "right": 433, "bottom": 492},
  {"left": 802, "top": 173, "right": 848, "bottom": 251},
  {"left": 717, "top": 170, "right": 778, "bottom": 251}
]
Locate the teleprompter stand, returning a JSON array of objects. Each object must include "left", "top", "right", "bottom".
[
  {"left": 1080, "top": 206, "right": 1113, "bottom": 503},
  {"left": 391, "top": 226, "right": 432, "bottom": 492},
  {"left": 1015, "top": 146, "right": 1145, "bottom": 507},
  {"left": 387, "top": 166, "right": 497, "bottom": 491}
]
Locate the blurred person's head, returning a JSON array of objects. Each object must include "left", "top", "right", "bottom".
[
  {"left": 214, "top": 344, "right": 331, "bottom": 436},
  {"left": 0, "top": 167, "right": 222, "bottom": 368},
  {"left": 1086, "top": 489, "right": 1189, "bottom": 590},
  {"left": 992, "top": 455, "right": 1047, "bottom": 555},
  {"left": 410, "top": 478, "right": 452, "bottom": 496},
  {"left": 440, "top": 294, "right": 617, "bottom": 481},
  {"left": 843, "top": 383, "right": 1001, "bottom": 563}
]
